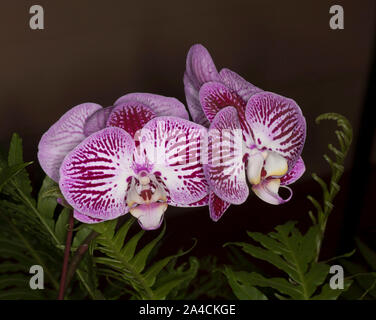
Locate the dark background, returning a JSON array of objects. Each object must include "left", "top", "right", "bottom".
[{"left": 1, "top": 1, "right": 375, "bottom": 261}]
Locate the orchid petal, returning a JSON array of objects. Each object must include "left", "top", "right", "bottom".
[
  {"left": 114, "top": 93, "right": 189, "bottom": 120},
  {"left": 264, "top": 151, "right": 288, "bottom": 179},
  {"left": 130, "top": 202, "right": 168, "bottom": 230},
  {"left": 209, "top": 192, "right": 231, "bottom": 222},
  {"left": 206, "top": 107, "right": 248, "bottom": 204},
  {"left": 59, "top": 127, "right": 134, "bottom": 220},
  {"left": 169, "top": 194, "right": 209, "bottom": 207},
  {"left": 199, "top": 82, "right": 249, "bottom": 131},
  {"left": 184, "top": 44, "right": 221, "bottom": 126},
  {"left": 138, "top": 117, "right": 209, "bottom": 205},
  {"left": 184, "top": 74, "right": 210, "bottom": 127},
  {"left": 280, "top": 156, "right": 305, "bottom": 185},
  {"left": 245, "top": 92, "right": 306, "bottom": 168},
  {"left": 83, "top": 106, "right": 114, "bottom": 137},
  {"left": 252, "top": 178, "right": 292, "bottom": 205},
  {"left": 73, "top": 210, "right": 105, "bottom": 224},
  {"left": 219, "top": 68, "right": 262, "bottom": 102},
  {"left": 38, "top": 103, "right": 102, "bottom": 182},
  {"left": 107, "top": 102, "right": 156, "bottom": 138},
  {"left": 246, "top": 151, "right": 264, "bottom": 185}
]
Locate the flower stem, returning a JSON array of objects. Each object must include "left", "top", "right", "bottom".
[
  {"left": 64, "top": 231, "right": 99, "bottom": 292},
  {"left": 57, "top": 211, "right": 74, "bottom": 300}
]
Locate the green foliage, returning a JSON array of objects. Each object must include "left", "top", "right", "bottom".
[
  {"left": 307, "top": 113, "right": 353, "bottom": 256},
  {"left": 90, "top": 218, "right": 197, "bottom": 300},
  {"left": 225, "top": 222, "right": 352, "bottom": 299},
  {"left": 183, "top": 256, "right": 235, "bottom": 300},
  {"left": 341, "top": 239, "right": 376, "bottom": 300},
  {"left": 223, "top": 267, "right": 267, "bottom": 300},
  {"left": 0, "top": 134, "right": 62, "bottom": 298}
]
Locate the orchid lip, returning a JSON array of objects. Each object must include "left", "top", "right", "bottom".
[{"left": 246, "top": 148, "right": 288, "bottom": 186}]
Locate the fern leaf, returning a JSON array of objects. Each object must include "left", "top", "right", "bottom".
[
  {"left": 225, "top": 222, "right": 338, "bottom": 300},
  {"left": 91, "top": 217, "right": 196, "bottom": 299},
  {"left": 223, "top": 267, "right": 267, "bottom": 300}
]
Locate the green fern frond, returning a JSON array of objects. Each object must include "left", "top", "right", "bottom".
[
  {"left": 225, "top": 222, "right": 351, "bottom": 300},
  {"left": 90, "top": 217, "right": 197, "bottom": 300},
  {"left": 307, "top": 113, "right": 353, "bottom": 259}
]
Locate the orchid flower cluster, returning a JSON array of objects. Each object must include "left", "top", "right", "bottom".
[{"left": 38, "top": 44, "right": 306, "bottom": 230}]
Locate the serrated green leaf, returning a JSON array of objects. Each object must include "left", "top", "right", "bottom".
[
  {"left": 113, "top": 217, "right": 135, "bottom": 251},
  {"left": 7, "top": 133, "right": 32, "bottom": 198},
  {"left": 121, "top": 230, "right": 145, "bottom": 260},
  {"left": 305, "top": 263, "right": 330, "bottom": 297},
  {"left": 130, "top": 224, "right": 166, "bottom": 273},
  {"left": 90, "top": 219, "right": 117, "bottom": 236},
  {"left": 226, "top": 222, "right": 331, "bottom": 300},
  {"left": 153, "top": 257, "right": 199, "bottom": 300},
  {"left": 0, "top": 162, "right": 33, "bottom": 193},
  {"left": 227, "top": 241, "right": 297, "bottom": 280},
  {"left": 223, "top": 267, "right": 267, "bottom": 300},
  {"left": 244, "top": 272, "right": 302, "bottom": 299}
]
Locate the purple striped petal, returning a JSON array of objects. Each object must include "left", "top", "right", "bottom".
[
  {"left": 199, "top": 82, "right": 249, "bottom": 132},
  {"left": 184, "top": 74, "right": 210, "bottom": 127},
  {"left": 209, "top": 192, "right": 231, "bottom": 222},
  {"left": 206, "top": 107, "right": 249, "bottom": 204},
  {"left": 252, "top": 179, "right": 292, "bottom": 205},
  {"left": 280, "top": 156, "right": 305, "bottom": 185},
  {"left": 59, "top": 127, "right": 134, "bottom": 220},
  {"left": 107, "top": 102, "right": 156, "bottom": 138},
  {"left": 84, "top": 106, "right": 114, "bottom": 137},
  {"left": 245, "top": 92, "right": 306, "bottom": 168},
  {"left": 169, "top": 194, "right": 209, "bottom": 207},
  {"left": 73, "top": 210, "right": 105, "bottom": 224},
  {"left": 184, "top": 44, "right": 221, "bottom": 126},
  {"left": 38, "top": 103, "right": 102, "bottom": 182},
  {"left": 138, "top": 117, "right": 209, "bottom": 205},
  {"left": 114, "top": 93, "right": 189, "bottom": 120},
  {"left": 219, "top": 68, "right": 263, "bottom": 102}
]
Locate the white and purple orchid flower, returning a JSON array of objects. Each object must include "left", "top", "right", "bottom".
[
  {"left": 184, "top": 44, "right": 306, "bottom": 221},
  {"left": 38, "top": 93, "right": 209, "bottom": 230}
]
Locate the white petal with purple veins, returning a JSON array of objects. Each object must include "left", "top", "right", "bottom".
[
  {"left": 107, "top": 102, "right": 156, "bottom": 138},
  {"left": 59, "top": 127, "right": 134, "bottom": 220},
  {"left": 245, "top": 92, "right": 306, "bottom": 168},
  {"left": 209, "top": 192, "right": 231, "bottom": 222},
  {"left": 73, "top": 210, "right": 105, "bottom": 224},
  {"left": 280, "top": 156, "right": 305, "bottom": 186},
  {"left": 137, "top": 117, "right": 209, "bottom": 205},
  {"left": 199, "top": 82, "right": 251, "bottom": 135},
  {"left": 38, "top": 103, "right": 103, "bottom": 182},
  {"left": 206, "top": 107, "right": 248, "bottom": 204}
]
